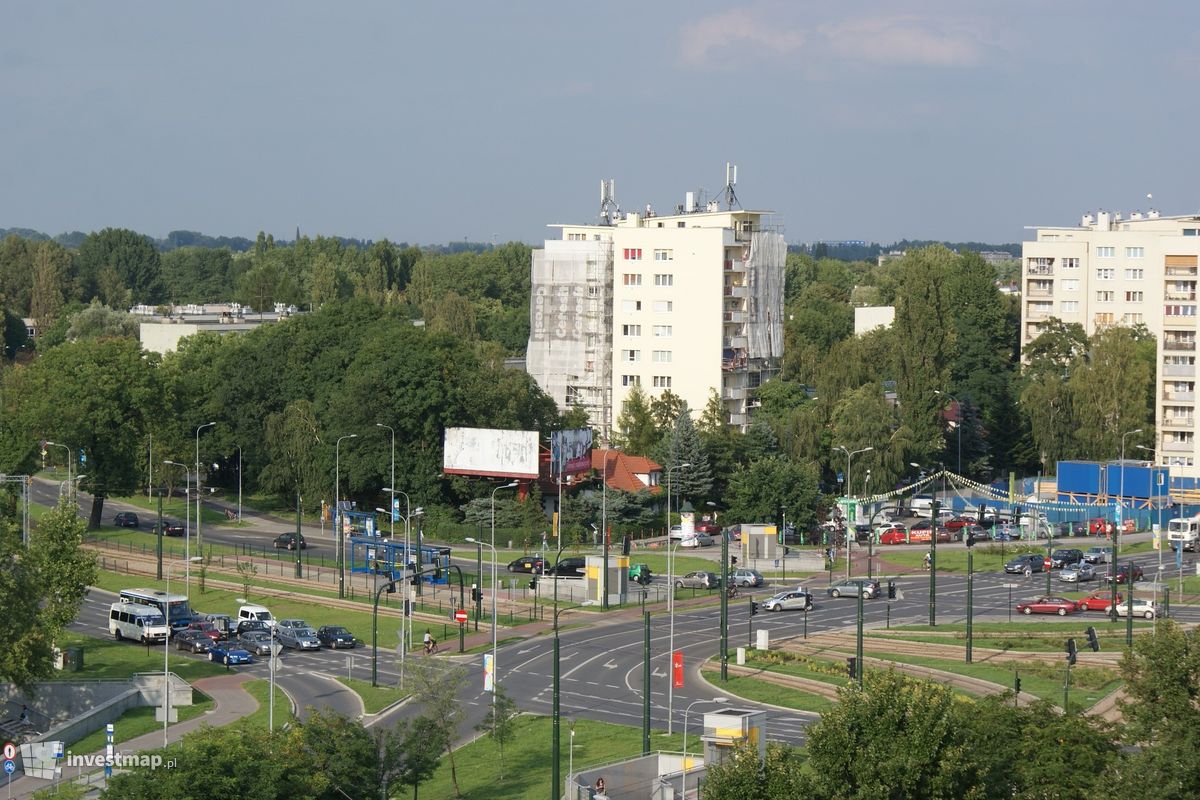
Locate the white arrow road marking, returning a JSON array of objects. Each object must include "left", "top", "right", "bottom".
[{"left": 603, "top": 659, "right": 619, "bottom": 669}]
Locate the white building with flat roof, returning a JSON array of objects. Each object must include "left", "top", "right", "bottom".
[
  {"left": 1021, "top": 209, "right": 1200, "bottom": 477},
  {"left": 527, "top": 182, "right": 785, "bottom": 437}
]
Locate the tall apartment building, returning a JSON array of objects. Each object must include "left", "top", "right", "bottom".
[
  {"left": 527, "top": 186, "right": 785, "bottom": 439},
  {"left": 1021, "top": 209, "right": 1200, "bottom": 477}
]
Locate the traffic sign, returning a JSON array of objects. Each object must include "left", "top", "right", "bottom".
[
  {"left": 1, "top": 743, "right": 13, "bottom": 760},
  {"left": 1002, "top": 583, "right": 1020, "bottom": 589},
  {"left": 453, "top": 609, "right": 469, "bottom": 623},
  {"left": 4, "top": 760, "right": 14, "bottom": 775}
]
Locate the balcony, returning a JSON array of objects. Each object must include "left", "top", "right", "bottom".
[
  {"left": 727, "top": 412, "right": 749, "bottom": 426},
  {"left": 723, "top": 285, "right": 748, "bottom": 298},
  {"left": 1164, "top": 341, "right": 1198, "bottom": 351},
  {"left": 1163, "top": 416, "right": 1196, "bottom": 429},
  {"left": 1163, "top": 391, "right": 1196, "bottom": 402},
  {"left": 1163, "top": 364, "right": 1197, "bottom": 376},
  {"left": 722, "top": 386, "right": 749, "bottom": 401},
  {"left": 1163, "top": 440, "right": 1195, "bottom": 452},
  {"left": 1167, "top": 266, "right": 1199, "bottom": 277},
  {"left": 723, "top": 259, "right": 748, "bottom": 273},
  {"left": 1166, "top": 292, "right": 1198, "bottom": 301},
  {"left": 1027, "top": 265, "right": 1054, "bottom": 276},
  {"left": 723, "top": 311, "right": 747, "bottom": 324},
  {"left": 723, "top": 336, "right": 748, "bottom": 349}
]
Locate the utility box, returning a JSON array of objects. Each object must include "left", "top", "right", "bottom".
[
  {"left": 740, "top": 524, "right": 782, "bottom": 565},
  {"left": 702, "top": 708, "right": 767, "bottom": 766}
]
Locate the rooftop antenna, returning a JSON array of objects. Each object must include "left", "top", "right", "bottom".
[
  {"left": 599, "top": 179, "right": 619, "bottom": 225},
  {"left": 722, "top": 162, "right": 741, "bottom": 210}
]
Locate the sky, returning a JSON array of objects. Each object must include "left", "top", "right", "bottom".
[{"left": 4, "top": 1, "right": 1200, "bottom": 248}]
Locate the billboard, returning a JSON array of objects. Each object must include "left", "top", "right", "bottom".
[
  {"left": 443, "top": 427, "right": 540, "bottom": 479},
  {"left": 550, "top": 428, "right": 593, "bottom": 476}
]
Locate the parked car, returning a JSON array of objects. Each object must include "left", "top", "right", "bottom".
[
  {"left": 185, "top": 620, "right": 224, "bottom": 642},
  {"left": 234, "top": 619, "right": 270, "bottom": 637},
  {"left": 1109, "top": 563, "right": 1145, "bottom": 584},
  {"left": 675, "top": 571, "right": 720, "bottom": 589},
  {"left": 1109, "top": 598, "right": 1158, "bottom": 619},
  {"left": 1015, "top": 596, "right": 1078, "bottom": 616},
  {"left": 157, "top": 519, "right": 184, "bottom": 537},
  {"left": 1004, "top": 554, "right": 1045, "bottom": 575},
  {"left": 991, "top": 524, "right": 1022, "bottom": 541},
  {"left": 273, "top": 532, "right": 307, "bottom": 550},
  {"left": 679, "top": 533, "right": 715, "bottom": 548},
  {"left": 761, "top": 590, "right": 814, "bottom": 612},
  {"left": 1059, "top": 562, "right": 1096, "bottom": 582},
  {"left": 729, "top": 568, "right": 764, "bottom": 587},
  {"left": 880, "top": 527, "right": 909, "bottom": 545},
  {"left": 1076, "top": 591, "right": 1122, "bottom": 612},
  {"left": 1088, "top": 518, "right": 1112, "bottom": 535},
  {"left": 1051, "top": 549, "right": 1085, "bottom": 569},
  {"left": 507, "top": 555, "right": 547, "bottom": 573},
  {"left": 113, "top": 512, "right": 139, "bottom": 529},
  {"left": 236, "top": 631, "right": 274, "bottom": 656},
  {"left": 209, "top": 644, "right": 253, "bottom": 665},
  {"left": 629, "top": 564, "right": 653, "bottom": 586},
  {"left": 201, "top": 613, "right": 236, "bottom": 638},
  {"left": 316, "top": 625, "right": 357, "bottom": 649},
  {"left": 551, "top": 557, "right": 586, "bottom": 577},
  {"left": 827, "top": 579, "right": 879, "bottom": 599},
  {"left": 1056, "top": 521, "right": 1087, "bottom": 537},
  {"left": 277, "top": 625, "right": 321, "bottom": 650},
  {"left": 944, "top": 516, "right": 974, "bottom": 530},
  {"left": 174, "top": 629, "right": 213, "bottom": 653},
  {"left": 963, "top": 525, "right": 991, "bottom": 543},
  {"left": 1083, "top": 546, "right": 1112, "bottom": 564}
]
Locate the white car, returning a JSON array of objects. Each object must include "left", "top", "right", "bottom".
[
  {"left": 1107, "top": 598, "right": 1158, "bottom": 619},
  {"left": 678, "top": 533, "right": 714, "bottom": 548}
]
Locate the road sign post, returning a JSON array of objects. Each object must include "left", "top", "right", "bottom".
[{"left": 454, "top": 609, "right": 468, "bottom": 652}]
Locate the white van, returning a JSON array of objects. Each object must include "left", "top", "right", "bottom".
[
  {"left": 109, "top": 602, "right": 170, "bottom": 644},
  {"left": 238, "top": 604, "right": 275, "bottom": 629}
]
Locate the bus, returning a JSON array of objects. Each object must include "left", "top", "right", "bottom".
[{"left": 118, "top": 588, "right": 194, "bottom": 631}]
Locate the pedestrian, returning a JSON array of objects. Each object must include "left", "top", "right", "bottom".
[
  {"left": 423, "top": 629, "right": 432, "bottom": 654},
  {"left": 923, "top": 552, "right": 932, "bottom": 570},
  {"left": 594, "top": 776, "right": 606, "bottom": 796},
  {"left": 18, "top": 705, "right": 30, "bottom": 725}
]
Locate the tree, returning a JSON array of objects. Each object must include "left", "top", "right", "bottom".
[
  {"left": 396, "top": 715, "right": 448, "bottom": 800},
  {"left": 829, "top": 385, "right": 910, "bottom": 492},
  {"left": 666, "top": 404, "right": 712, "bottom": 503},
  {"left": 701, "top": 742, "right": 811, "bottom": 799},
  {"left": 1020, "top": 371, "right": 1075, "bottom": 467},
  {"left": 74, "top": 227, "right": 164, "bottom": 303},
  {"left": 408, "top": 657, "right": 469, "bottom": 797},
  {"left": 614, "top": 384, "right": 658, "bottom": 455},
  {"left": 258, "top": 399, "right": 325, "bottom": 506},
  {"left": 726, "top": 457, "right": 819, "bottom": 529},
  {"left": 649, "top": 389, "right": 687, "bottom": 431},
  {"left": 29, "top": 240, "right": 70, "bottom": 334},
  {"left": 0, "top": 499, "right": 97, "bottom": 689},
  {"left": 474, "top": 686, "right": 519, "bottom": 778},
  {"left": 1068, "top": 326, "right": 1153, "bottom": 460},
  {"left": 697, "top": 388, "right": 739, "bottom": 502},
  {"left": 64, "top": 300, "right": 139, "bottom": 341}
]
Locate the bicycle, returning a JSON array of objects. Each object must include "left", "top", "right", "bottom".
[
  {"left": 423, "top": 639, "right": 439, "bottom": 655},
  {"left": 726, "top": 585, "right": 738, "bottom": 599}
]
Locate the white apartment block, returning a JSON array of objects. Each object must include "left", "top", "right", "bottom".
[
  {"left": 1021, "top": 209, "right": 1200, "bottom": 477},
  {"left": 527, "top": 191, "right": 785, "bottom": 439}
]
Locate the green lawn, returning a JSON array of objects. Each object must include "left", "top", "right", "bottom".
[
  {"left": 52, "top": 632, "right": 228, "bottom": 682},
  {"left": 335, "top": 677, "right": 409, "bottom": 714},
  {"left": 67, "top": 694, "right": 214, "bottom": 755},
  {"left": 887, "top": 620, "right": 1152, "bottom": 636},
  {"left": 701, "top": 665, "right": 836, "bottom": 713},
  {"left": 233, "top": 679, "right": 295, "bottom": 730}
]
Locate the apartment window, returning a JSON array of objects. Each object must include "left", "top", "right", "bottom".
[
  {"left": 621, "top": 300, "right": 642, "bottom": 313},
  {"left": 623, "top": 248, "right": 643, "bottom": 260},
  {"left": 567, "top": 232, "right": 585, "bottom": 241},
  {"left": 623, "top": 273, "right": 642, "bottom": 286},
  {"left": 1185, "top": 229, "right": 1200, "bottom": 237},
  {"left": 1094, "top": 312, "right": 1115, "bottom": 324},
  {"left": 1166, "top": 305, "right": 1198, "bottom": 316},
  {"left": 653, "top": 325, "right": 673, "bottom": 337},
  {"left": 1062, "top": 257, "right": 1080, "bottom": 269},
  {"left": 652, "top": 350, "right": 672, "bottom": 363},
  {"left": 1126, "top": 247, "right": 1145, "bottom": 258},
  {"left": 1096, "top": 291, "right": 1115, "bottom": 302},
  {"left": 654, "top": 274, "right": 674, "bottom": 286},
  {"left": 1122, "top": 313, "right": 1144, "bottom": 324},
  {"left": 1060, "top": 301, "right": 1079, "bottom": 313},
  {"left": 652, "top": 376, "right": 672, "bottom": 388},
  {"left": 588, "top": 285, "right": 599, "bottom": 297},
  {"left": 621, "top": 375, "right": 640, "bottom": 386},
  {"left": 622, "top": 324, "right": 641, "bottom": 336},
  {"left": 1096, "top": 268, "right": 1115, "bottom": 280},
  {"left": 653, "top": 300, "right": 673, "bottom": 313},
  {"left": 621, "top": 350, "right": 641, "bottom": 362},
  {"left": 1125, "top": 291, "right": 1144, "bottom": 302},
  {"left": 654, "top": 249, "right": 673, "bottom": 261},
  {"left": 1097, "top": 246, "right": 1115, "bottom": 258},
  {"left": 1061, "top": 279, "right": 1080, "bottom": 291},
  {"left": 1125, "top": 269, "right": 1145, "bottom": 280},
  {"left": 677, "top": 221, "right": 685, "bottom": 228}
]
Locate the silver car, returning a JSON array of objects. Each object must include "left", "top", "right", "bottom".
[
  {"left": 1059, "top": 562, "right": 1096, "bottom": 583},
  {"left": 674, "top": 571, "right": 720, "bottom": 589},
  {"left": 277, "top": 625, "right": 321, "bottom": 650},
  {"left": 729, "top": 568, "right": 764, "bottom": 587},
  {"left": 235, "top": 631, "right": 273, "bottom": 656},
  {"left": 761, "top": 590, "right": 813, "bottom": 612}
]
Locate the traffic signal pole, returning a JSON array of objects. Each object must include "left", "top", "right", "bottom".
[
  {"left": 966, "top": 548, "right": 974, "bottom": 663},
  {"left": 929, "top": 499, "right": 938, "bottom": 626},
  {"left": 720, "top": 525, "right": 729, "bottom": 681},
  {"left": 642, "top": 611, "right": 651, "bottom": 755}
]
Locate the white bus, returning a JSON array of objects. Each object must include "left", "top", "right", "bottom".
[
  {"left": 118, "top": 588, "right": 194, "bottom": 631},
  {"left": 1167, "top": 516, "right": 1200, "bottom": 552},
  {"left": 108, "top": 602, "right": 170, "bottom": 644}
]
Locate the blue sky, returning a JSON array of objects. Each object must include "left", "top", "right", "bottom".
[{"left": 4, "top": 1, "right": 1199, "bottom": 247}]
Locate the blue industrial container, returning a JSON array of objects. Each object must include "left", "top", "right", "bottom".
[
  {"left": 1057, "top": 461, "right": 1103, "bottom": 495},
  {"left": 1104, "top": 463, "right": 1168, "bottom": 500}
]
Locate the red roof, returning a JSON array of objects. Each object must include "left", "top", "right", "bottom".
[{"left": 592, "top": 449, "right": 662, "bottom": 494}]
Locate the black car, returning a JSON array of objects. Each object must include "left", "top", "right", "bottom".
[
  {"left": 235, "top": 619, "right": 270, "bottom": 637},
  {"left": 316, "top": 625, "right": 357, "bottom": 649},
  {"left": 1004, "top": 554, "right": 1045, "bottom": 575},
  {"left": 1109, "top": 563, "right": 1145, "bottom": 584},
  {"left": 273, "top": 532, "right": 307, "bottom": 550},
  {"left": 551, "top": 557, "right": 586, "bottom": 577},
  {"left": 174, "top": 629, "right": 213, "bottom": 653},
  {"left": 114, "top": 512, "right": 140, "bottom": 529},
  {"left": 157, "top": 519, "right": 184, "bottom": 537},
  {"left": 1056, "top": 521, "right": 1087, "bottom": 537},
  {"left": 506, "top": 556, "right": 547, "bottom": 574},
  {"left": 1050, "top": 549, "right": 1084, "bottom": 569}
]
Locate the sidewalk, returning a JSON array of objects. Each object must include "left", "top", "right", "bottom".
[{"left": 5, "top": 673, "right": 257, "bottom": 799}]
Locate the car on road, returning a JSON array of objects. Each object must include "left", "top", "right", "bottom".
[
  {"left": 186, "top": 620, "right": 224, "bottom": 642},
  {"left": 316, "top": 625, "right": 357, "bottom": 649},
  {"left": 1004, "top": 554, "right": 1045, "bottom": 575},
  {"left": 761, "top": 590, "right": 814, "bottom": 612},
  {"left": 679, "top": 532, "right": 715, "bottom": 548},
  {"left": 156, "top": 519, "right": 184, "bottom": 537},
  {"left": 209, "top": 644, "right": 253, "bottom": 665},
  {"left": 1016, "top": 596, "right": 1078, "bottom": 616},
  {"left": 236, "top": 631, "right": 274, "bottom": 656},
  {"left": 174, "top": 630, "right": 213, "bottom": 653},
  {"left": 1083, "top": 546, "right": 1112, "bottom": 564},
  {"left": 729, "top": 568, "right": 764, "bottom": 587},
  {"left": 1076, "top": 591, "right": 1122, "bottom": 612},
  {"left": 273, "top": 532, "right": 307, "bottom": 550},
  {"left": 550, "top": 557, "right": 586, "bottom": 577},
  {"left": 879, "top": 527, "right": 909, "bottom": 545},
  {"left": 1108, "top": 598, "right": 1158, "bottom": 619},
  {"left": 113, "top": 512, "right": 139, "bottom": 529},
  {"left": 1059, "top": 562, "right": 1097, "bottom": 582},
  {"left": 675, "top": 571, "right": 720, "bottom": 589},
  {"left": 201, "top": 613, "right": 236, "bottom": 638},
  {"left": 827, "top": 579, "right": 880, "bottom": 599},
  {"left": 507, "top": 555, "right": 547, "bottom": 573},
  {"left": 277, "top": 625, "right": 321, "bottom": 650},
  {"left": 1109, "top": 564, "right": 1145, "bottom": 584},
  {"left": 629, "top": 564, "right": 652, "bottom": 585},
  {"left": 991, "top": 524, "right": 1022, "bottom": 541},
  {"left": 1051, "top": 549, "right": 1085, "bottom": 569},
  {"left": 1056, "top": 521, "right": 1087, "bottom": 537},
  {"left": 234, "top": 619, "right": 270, "bottom": 637}
]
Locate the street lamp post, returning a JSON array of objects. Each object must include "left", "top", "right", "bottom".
[
  {"left": 164, "top": 556, "right": 202, "bottom": 747},
  {"left": 335, "top": 433, "right": 358, "bottom": 599},
  {"left": 601, "top": 446, "right": 620, "bottom": 611},
  {"left": 194, "top": 422, "right": 216, "bottom": 557},
  {"left": 665, "top": 461, "right": 690, "bottom": 735},
  {"left": 376, "top": 424, "right": 395, "bottom": 543},
  {"left": 934, "top": 390, "right": 962, "bottom": 475},
  {"left": 44, "top": 441, "right": 72, "bottom": 497},
  {"left": 482, "top": 481, "right": 518, "bottom": 715},
  {"left": 683, "top": 697, "right": 728, "bottom": 799},
  {"left": 911, "top": 461, "right": 942, "bottom": 626},
  {"left": 1137, "top": 445, "right": 1167, "bottom": 576},
  {"left": 233, "top": 444, "right": 242, "bottom": 524},
  {"left": 163, "top": 461, "right": 192, "bottom": 586},
  {"left": 1117, "top": 428, "right": 1143, "bottom": 555},
  {"left": 834, "top": 445, "right": 873, "bottom": 576},
  {"left": 384, "top": 486, "right": 413, "bottom": 683}
]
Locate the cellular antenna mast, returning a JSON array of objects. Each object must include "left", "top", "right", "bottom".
[
  {"left": 722, "top": 162, "right": 741, "bottom": 210},
  {"left": 599, "top": 179, "right": 620, "bottom": 225}
]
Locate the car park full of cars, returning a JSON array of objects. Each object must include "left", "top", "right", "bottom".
[
  {"left": 1015, "top": 596, "right": 1078, "bottom": 616},
  {"left": 761, "top": 590, "right": 814, "bottom": 612}
]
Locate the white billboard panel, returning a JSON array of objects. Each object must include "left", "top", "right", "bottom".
[{"left": 443, "top": 427, "right": 540, "bottom": 479}]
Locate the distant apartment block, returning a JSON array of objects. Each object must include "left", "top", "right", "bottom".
[
  {"left": 137, "top": 302, "right": 299, "bottom": 354},
  {"left": 1021, "top": 209, "right": 1200, "bottom": 477},
  {"left": 527, "top": 182, "right": 786, "bottom": 438}
]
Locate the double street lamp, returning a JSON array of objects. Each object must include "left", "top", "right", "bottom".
[
  {"left": 1117, "top": 428, "right": 1143, "bottom": 554},
  {"left": 664, "top": 461, "right": 690, "bottom": 735},
  {"left": 334, "top": 433, "right": 358, "bottom": 599},
  {"left": 194, "top": 422, "right": 216, "bottom": 556},
  {"left": 164, "top": 556, "right": 201, "bottom": 747},
  {"left": 683, "top": 697, "right": 728, "bottom": 799},
  {"left": 934, "top": 390, "right": 962, "bottom": 475},
  {"left": 163, "top": 461, "right": 192, "bottom": 587}
]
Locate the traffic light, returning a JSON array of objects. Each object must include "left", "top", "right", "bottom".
[
  {"left": 731, "top": 556, "right": 738, "bottom": 566},
  {"left": 847, "top": 657, "right": 858, "bottom": 679},
  {"left": 1014, "top": 505, "right": 1022, "bottom": 518},
  {"left": 1013, "top": 673, "right": 1021, "bottom": 695},
  {"left": 529, "top": 576, "right": 538, "bottom": 590},
  {"left": 783, "top": 547, "right": 790, "bottom": 556},
  {"left": 1066, "top": 638, "right": 1078, "bottom": 666},
  {"left": 622, "top": 535, "right": 631, "bottom": 556},
  {"left": 749, "top": 600, "right": 759, "bottom": 616},
  {"left": 385, "top": 581, "right": 396, "bottom": 594},
  {"left": 1086, "top": 626, "right": 1100, "bottom": 652},
  {"left": 966, "top": 530, "right": 976, "bottom": 547},
  {"left": 978, "top": 503, "right": 987, "bottom": 522},
  {"left": 887, "top": 580, "right": 897, "bottom": 600},
  {"left": 471, "top": 584, "right": 482, "bottom": 603}
]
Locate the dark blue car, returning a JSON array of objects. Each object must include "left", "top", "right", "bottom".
[{"left": 209, "top": 645, "right": 253, "bottom": 665}]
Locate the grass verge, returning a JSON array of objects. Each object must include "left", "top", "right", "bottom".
[
  {"left": 701, "top": 666, "right": 835, "bottom": 713},
  {"left": 67, "top": 694, "right": 214, "bottom": 755},
  {"left": 335, "top": 677, "right": 409, "bottom": 715},
  {"left": 52, "top": 631, "right": 228, "bottom": 682}
]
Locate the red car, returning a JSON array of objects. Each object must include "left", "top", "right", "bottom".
[
  {"left": 1077, "top": 591, "right": 1122, "bottom": 612},
  {"left": 944, "top": 517, "right": 973, "bottom": 530},
  {"left": 1088, "top": 518, "right": 1111, "bottom": 535},
  {"left": 186, "top": 620, "right": 223, "bottom": 642},
  {"left": 880, "top": 527, "right": 908, "bottom": 545},
  {"left": 1015, "top": 596, "right": 1078, "bottom": 616}
]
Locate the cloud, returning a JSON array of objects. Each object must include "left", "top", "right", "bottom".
[
  {"left": 819, "top": 15, "right": 984, "bottom": 67},
  {"left": 678, "top": 8, "right": 807, "bottom": 67}
]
